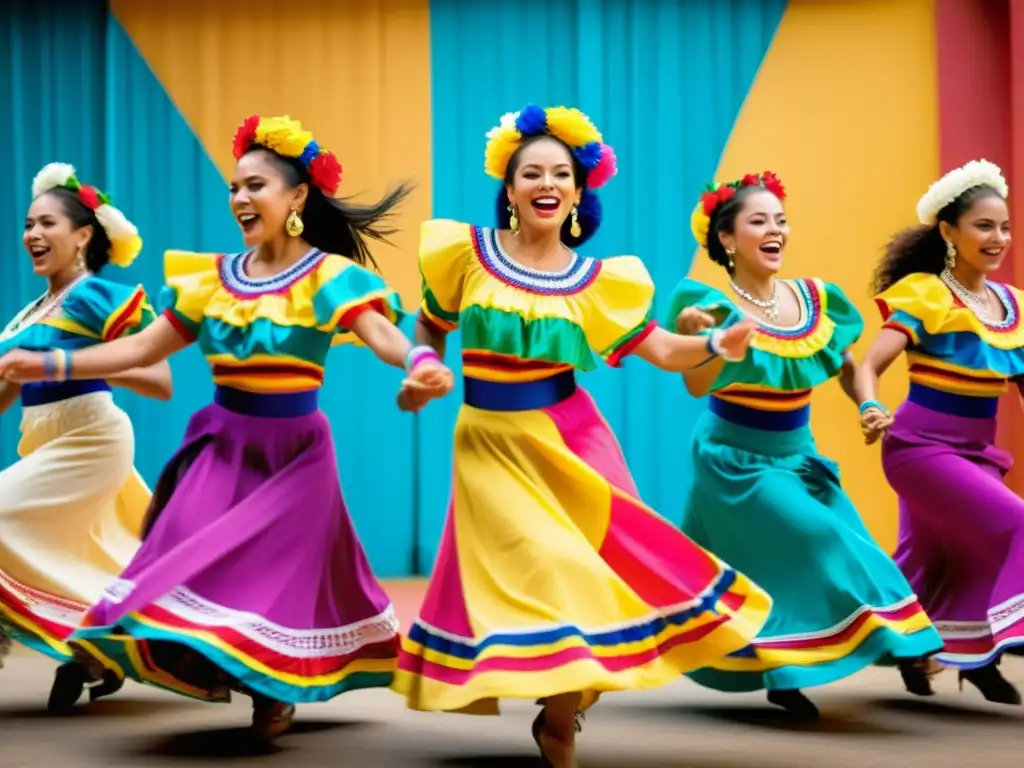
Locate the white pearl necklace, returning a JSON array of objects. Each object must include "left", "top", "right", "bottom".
[
  {"left": 940, "top": 268, "right": 993, "bottom": 322},
  {"left": 0, "top": 272, "right": 90, "bottom": 342},
  {"left": 729, "top": 278, "right": 779, "bottom": 322}
]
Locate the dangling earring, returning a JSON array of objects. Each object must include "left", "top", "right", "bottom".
[
  {"left": 508, "top": 203, "right": 519, "bottom": 233},
  {"left": 286, "top": 209, "right": 304, "bottom": 237},
  {"left": 726, "top": 247, "right": 736, "bottom": 270},
  {"left": 570, "top": 205, "right": 582, "bottom": 238},
  {"left": 945, "top": 240, "right": 957, "bottom": 269},
  {"left": 75, "top": 247, "right": 86, "bottom": 272}
]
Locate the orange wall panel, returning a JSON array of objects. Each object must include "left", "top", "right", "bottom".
[
  {"left": 110, "top": 0, "right": 432, "bottom": 308},
  {"left": 688, "top": 0, "right": 940, "bottom": 550}
]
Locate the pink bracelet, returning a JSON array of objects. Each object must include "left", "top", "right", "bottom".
[{"left": 406, "top": 345, "right": 441, "bottom": 373}]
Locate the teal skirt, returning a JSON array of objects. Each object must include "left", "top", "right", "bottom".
[{"left": 682, "top": 408, "right": 942, "bottom": 692}]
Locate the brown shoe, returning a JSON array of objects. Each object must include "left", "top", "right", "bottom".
[{"left": 251, "top": 699, "right": 295, "bottom": 740}]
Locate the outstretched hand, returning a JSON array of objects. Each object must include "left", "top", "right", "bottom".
[
  {"left": 0, "top": 350, "right": 49, "bottom": 383},
  {"left": 716, "top": 319, "right": 757, "bottom": 362}
]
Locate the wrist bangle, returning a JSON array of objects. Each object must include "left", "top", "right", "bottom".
[
  {"left": 43, "top": 351, "right": 57, "bottom": 381},
  {"left": 707, "top": 328, "right": 743, "bottom": 363},
  {"left": 405, "top": 344, "right": 440, "bottom": 373},
  {"left": 858, "top": 399, "right": 889, "bottom": 415}
]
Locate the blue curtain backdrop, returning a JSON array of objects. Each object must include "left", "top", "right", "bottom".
[{"left": 0, "top": 0, "right": 786, "bottom": 576}]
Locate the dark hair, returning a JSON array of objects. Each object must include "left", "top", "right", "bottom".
[
  {"left": 45, "top": 187, "right": 114, "bottom": 273},
  {"left": 248, "top": 147, "right": 412, "bottom": 269},
  {"left": 872, "top": 185, "right": 1005, "bottom": 293},
  {"left": 704, "top": 185, "right": 776, "bottom": 274},
  {"left": 494, "top": 134, "right": 602, "bottom": 247}
]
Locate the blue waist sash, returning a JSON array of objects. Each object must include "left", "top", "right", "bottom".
[
  {"left": 907, "top": 382, "right": 999, "bottom": 419},
  {"left": 214, "top": 386, "right": 319, "bottom": 417},
  {"left": 709, "top": 396, "right": 811, "bottom": 431},
  {"left": 20, "top": 380, "right": 111, "bottom": 407},
  {"left": 463, "top": 371, "right": 577, "bottom": 412}
]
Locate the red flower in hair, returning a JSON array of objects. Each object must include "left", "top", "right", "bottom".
[
  {"left": 233, "top": 114, "right": 260, "bottom": 160},
  {"left": 760, "top": 171, "right": 786, "bottom": 200},
  {"left": 309, "top": 151, "right": 343, "bottom": 196},
  {"left": 701, "top": 185, "right": 736, "bottom": 215},
  {"left": 78, "top": 185, "right": 101, "bottom": 210},
  {"left": 741, "top": 173, "right": 761, "bottom": 187}
]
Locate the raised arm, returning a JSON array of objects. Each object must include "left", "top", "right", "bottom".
[
  {"left": 0, "top": 316, "right": 186, "bottom": 384},
  {"left": 632, "top": 321, "right": 756, "bottom": 373},
  {"left": 108, "top": 360, "right": 174, "bottom": 401}
]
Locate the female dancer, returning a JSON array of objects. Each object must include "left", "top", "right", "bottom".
[
  {"left": 391, "top": 104, "right": 771, "bottom": 767},
  {"left": 669, "top": 172, "right": 942, "bottom": 720},
  {"left": 855, "top": 159, "right": 1024, "bottom": 704},
  {"left": 0, "top": 163, "right": 169, "bottom": 711},
  {"left": 0, "top": 115, "right": 454, "bottom": 737}
]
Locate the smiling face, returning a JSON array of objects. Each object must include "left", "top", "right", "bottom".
[
  {"left": 22, "top": 191, "right": 94, "bottom": 278},
  {"left": 229, "top": 149, "right": 309, "bottom": 247},
  {"left": 940, "top": 191, "right": 1011, "bottom": 276},
  {"left": 718, "top": 189, "right": 789, "bottom": 277},
  {"left": 505, "top": 136, "right": 582, "bottom": 237}
]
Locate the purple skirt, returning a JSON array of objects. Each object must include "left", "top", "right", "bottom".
[
  {"left": 69, "top": 388, "right": 399, "bottom": 703},
  {"left": 883, "top": 399, "right": 1024, "bottom": 669}
]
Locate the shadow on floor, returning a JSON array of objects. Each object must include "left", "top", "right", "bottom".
[
  {"left": 623, "top": 702, "right": 911, "bottom": 736},
  {"left": 121, "top": 719, "right": 368, "bottom": 760},
  {"left": 871, "top": 697, "right": 1024, "bottom": 725},
  {"left": 0, "top": 697, "right": 193, "bottom": 720},
  {"left": 437, "top": 756, "right": 775, "bottom": 768}
]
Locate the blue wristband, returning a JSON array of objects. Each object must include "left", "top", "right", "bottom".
[
  {"left": 859, "top": 399, "right": 888, "bottom": 415},
  {"left": 43, "top": 352, "right": 57, "bottom": 381}
]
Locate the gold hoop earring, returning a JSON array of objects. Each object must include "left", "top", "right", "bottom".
[
  {"left": 945, "top": 240, "right": 956, "bottom": 269},
  {"left": 508, "top": 203, "right": 519, "bottom": 233},
  {"left": 726, "top": 247, "right": 736, "bottom": 270},
  {"left": 570, "top": 205, "right": 582, "bottom": 238},
  {"left": 75, "top": 248, "right": 86, "bottom": 272},
  {"left": 286, "top": 209, "right": 304, "bottom": 237}
]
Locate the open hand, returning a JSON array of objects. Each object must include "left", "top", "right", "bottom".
[
  {"left": 860, "top": 408, "right": 893, "bottom": 445},
  {"left": 675, "top": 307, "right": 716, "bottom": 335},
  {"left": 716, "top": 319, "right": 757, "bottom": 362},
  {"left": 0, "top": 350, "right": 48, "bottom": 383}
]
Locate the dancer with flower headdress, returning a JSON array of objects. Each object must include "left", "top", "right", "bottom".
[
  {"left": 0, "top": 115, "right": 454, "bottom": 738},
  {"left": 391, "top": 103, "right": 770, "bottom": 766},
  {"left": 668, "top": 172, "right": 942, "bottom": 719},
  {"left": 0, "top": 163, "right": 169, "bottom": 711},
  {"left": 855, "top": 160, "right": 1024, "bottom": 705}
]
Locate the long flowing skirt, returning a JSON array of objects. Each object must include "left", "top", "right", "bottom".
[
  {"left": 682, "top": 409, "right": 942, "bottom": 692},
  {"left": 69, "top": 391, "right": 398, "bottom": 704},
  {"left": 884, "top": 399, "right": 1024, "bottom": 669},
  {"left": 0, "top": 390, "right": 146, "bottom": 664},
  {"left": 393, "top": 387, "right": 772, "bottom": 715}
]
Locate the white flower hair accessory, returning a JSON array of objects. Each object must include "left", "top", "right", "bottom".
[
  {"left": 916, "top": 159, "right": 1008, "bottom": 226},
  {"left": 31, "top": 162, "right": 142, "bottom": 268}
]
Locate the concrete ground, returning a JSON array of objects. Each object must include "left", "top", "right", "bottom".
[{"left": 2, "top": 582, "right": 1021, "bottom": 767}]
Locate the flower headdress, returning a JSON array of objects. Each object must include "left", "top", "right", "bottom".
[
  {"left": 31, "top": 163, "right": 143, "bottom": 268},
  {"left": 484, "top": 104, "right": 618, "bottom": 246},
  {"left": 232, "top": 114, "right": 343, "bottom": 197},
  {"left": 916, "top": 159, "right": 1008, "bottom": 225},
  {"left": 690, "top": 171, "right": 787, "bottom": 248}
]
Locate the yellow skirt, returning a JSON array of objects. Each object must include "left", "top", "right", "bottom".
[
  {"left": 393, "top": 387, "right": 771, "bottom": 714},
  {"left": 0, "top": 391, "right": 148, "bottom": 661}
]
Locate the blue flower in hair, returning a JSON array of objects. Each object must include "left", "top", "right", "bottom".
[{"left": 514, "top": 105, "right": 548, "bottom": 136}]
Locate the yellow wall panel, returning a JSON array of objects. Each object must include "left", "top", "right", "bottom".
[
  {"left": 110, "top": 0, "right": 432, "bottom": 308},
  {"left": 688, "top": 0, "right": 939, "bottom": 550}
]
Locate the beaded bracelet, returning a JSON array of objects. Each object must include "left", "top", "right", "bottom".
[
  {"left": 858, "top": 398, "right": 889, "bottom": 416},
  {"left": 43, "top": 349, "right": 69, "bottom": 382},
  {"left": 405, "top": 345, "right": 441, "bottom": 373}
]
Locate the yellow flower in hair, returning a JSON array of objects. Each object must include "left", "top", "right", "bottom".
[
  {"left": 544, "top": 107, "right": 603, "bottom": 147},
  {"left": 484, "top": 129, "right": 522, "bottom": 180},
  {"left": 109, "top": 234, "right": 143, "bottom": 268},
  {"left": 690, "top": 204, "right": 711, "bottom": 249},
  {"left": 255, "top": 116, "right": 312, "bottom": 159}
]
